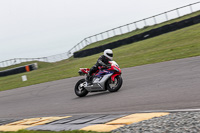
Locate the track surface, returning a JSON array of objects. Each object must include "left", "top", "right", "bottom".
[{"left": 1, "top": 56, "right": 200, "bottom": 119}]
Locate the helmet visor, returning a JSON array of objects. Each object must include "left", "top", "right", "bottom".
[{"left": 107, "top": 53, "right": 113, "bottom": 57}]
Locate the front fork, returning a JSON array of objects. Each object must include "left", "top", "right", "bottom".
[{"left": 111, "top": 74, "right": 120, "bottom": 82}]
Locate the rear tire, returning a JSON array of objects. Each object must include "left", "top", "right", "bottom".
[
  {"left": 74, "top": 79, "right": 88, "bottom": 97},
  {"left": 106, "top": 75, "right": 123, "bottom": 92}
]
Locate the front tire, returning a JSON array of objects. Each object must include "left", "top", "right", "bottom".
[
  {"left": 74, "top": 79, "right": 88, "bottom": 97},
  {"left": 106, "top": 75, "right": 123, "bottom": 92}
]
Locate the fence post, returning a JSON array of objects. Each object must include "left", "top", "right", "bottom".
[
  {"left": 127, "top": 24, "right": 130, "bottom": 32},
  {"left": 83, "top": 39, "right": 86, "bottom": 46},
  {"left": 176, "top": 9, "right": 180, "bottom": 17},
  {"left": 85, "top": 39, "right": 90, "bottom": 46},
  {"left": 119, "top": 26, "right": 123, "bottom": 34},
  {"left": 113, "top": 29, "right": 116, "bottom": 36},
  {"left": 165, "top": 12, "right": 168, "bottom": 21},
  {"left": 81, "top": 41, "right": 84, "bottom": 48},
  {"left": 78, "top": 43, "right": 81, "bottom": 50},
  {"left": 45, "top": 57, "right": 48, "bottom": 62},
  {"left": 12, "top": 59, "right": 15, "bottom": 65},
  {"left": 10, "top": 59, "right": 12, "bottom": 66},
  {"left": 190, "top": 4, "right": 193, "bottom": 13},
  {"left": 74, "top": 45, "right": 77, "bottom": 52},
  {"left": 143, "top": 19, "right": 147, "bottom": 27},
  {"left": 101, "top": 33, "right": 104, "bottom": 40},
  {"left": 6, "top": 61, "right": 8, "bottom": 66},
  {"left": 134, "top": 22, "right": 138, "bottom": 29},
  {"left": 107, "top": 31, "right": 110, "bottom": 38},
  {"left": 84, "top": 40, "right": 86, "bottom": 47},
  {"left": 76, "top": 45, "right": 79, "bottom": 51},
  {"left": 66, "top": 52, "right": 69, "bottom": 58},
  {"left": 68, "top": 51, "right": 71, "bottom": 57},
  {"left": 89, "top": 37, "right": 92, "bottom": 43},
  {"left": 153, "top": 16, "right": 157, "bottom": 25}
]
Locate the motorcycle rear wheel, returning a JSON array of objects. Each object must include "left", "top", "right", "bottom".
[
  {"left": 74, "top": 79, "right": 88, "bottom": 97},
  {"left": 106, "top": 75, "right": 123, "bottom": 92}
]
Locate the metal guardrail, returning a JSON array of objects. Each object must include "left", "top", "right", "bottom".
[{"left": 0, "top": 1, "right": 200, "bottom": 68}]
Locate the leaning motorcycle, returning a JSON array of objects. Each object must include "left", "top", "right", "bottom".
[{"left": 74, "top": 61, "right": 123, "bottom": 97}]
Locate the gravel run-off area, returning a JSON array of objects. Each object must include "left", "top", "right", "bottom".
[{"left": 112, "top": 111, "right": 200, "bottom": 133}]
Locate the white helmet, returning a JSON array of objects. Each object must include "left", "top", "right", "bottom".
[{"left": 104, "top": 49, "right": 113, "bottom": 60}]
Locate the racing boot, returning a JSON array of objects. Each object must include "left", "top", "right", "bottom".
[{"left": 86, "top": 74, "right": 93, "bottom": 85}]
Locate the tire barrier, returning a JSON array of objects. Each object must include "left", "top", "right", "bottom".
[
  {"left": 74, "top": 15, "right": 200, "bottom": 58},
  {"left": 0, "top": 63, "right": 38, "bottom": 77}
]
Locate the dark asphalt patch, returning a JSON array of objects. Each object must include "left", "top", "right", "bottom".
[
  {"left": 0, "top": 119, "right": 20, "bottom": 126},
  {"left": 28, "top": 114, "right": 126, "bottom": 131}
]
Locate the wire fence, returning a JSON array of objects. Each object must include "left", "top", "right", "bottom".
[{"left": 0, "top": 1, "right": 200, "bottom": 68}]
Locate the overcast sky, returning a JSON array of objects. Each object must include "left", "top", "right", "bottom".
[{"left": 0, "top": 0, "right": 199, "bottom": 62}]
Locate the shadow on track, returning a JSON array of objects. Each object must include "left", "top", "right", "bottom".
[{"left": 72, "top": 91, "right": 120, "bottom": 99}]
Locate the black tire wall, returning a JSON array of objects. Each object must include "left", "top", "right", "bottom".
[{"left": 0, "top": 63, "right": 38, "bottom": 77}]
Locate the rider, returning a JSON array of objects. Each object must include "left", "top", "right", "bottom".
[{"left": 86, "top": 49, "right": 113, "bottom": 85}]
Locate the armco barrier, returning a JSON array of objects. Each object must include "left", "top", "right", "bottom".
[
  {"left": 74, "top": 14, "right": 200, "bottom": 58},
  {"left": 0, "top": 63, "right": 38, "bottom": 77}
]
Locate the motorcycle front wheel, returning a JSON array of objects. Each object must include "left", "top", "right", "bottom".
[
  {"left": 106, "top": 75, "right": 123, "bottom": 92},
  {"left": 74, "top": 79, "right": 88, "bottom": 97}
]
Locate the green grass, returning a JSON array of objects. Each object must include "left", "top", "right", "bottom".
[
  {"left": 0, "top": 22, "right": 200, "bottom": 91},
  {"left": 81, "top": 10, "right": 200, "bottom": 51},
  {"left": 0, "top": 130, "right": 110, "bottom": 133}
]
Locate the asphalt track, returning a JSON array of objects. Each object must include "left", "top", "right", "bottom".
[{"left": 1, "top": 56, "right": 200, "bottom": 119}]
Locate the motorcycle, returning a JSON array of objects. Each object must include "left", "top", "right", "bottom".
[{"left": 74, "top": 60, "right": 123, "bottom": 97}]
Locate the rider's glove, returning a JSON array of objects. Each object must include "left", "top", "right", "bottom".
[{"left": 102, "top": 64, "right": 108, "bottom": 68}]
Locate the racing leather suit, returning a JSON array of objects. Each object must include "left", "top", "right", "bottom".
[{"left": 87, "top": 55, "right": 111, "bottom": 83}]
